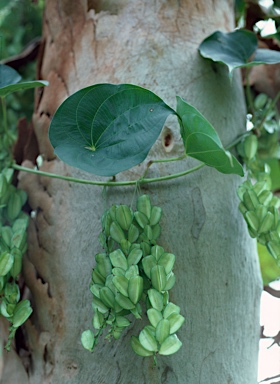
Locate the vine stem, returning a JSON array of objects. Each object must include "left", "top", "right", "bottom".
[
  {"left": 12, "top": 162, "right": 205, "bottom": 187},
  {"left": 149, "top": 154, "right": 187, "bottom": 164},
  {"left": 12, "top": 133, "right": 245, "bottom": 188},
  {"left": 226, "top": 131, "right": 250, "bottom": 150},
  {"left": 245, "top": 67, "right": 255, "bottom": 115},
  {"left": 256, "top": 91, "right": 280, "bottom": 132},
  {"left": 1, "top": 96, "right": 10, "bottom": 137},
  {"left": 91, "top": 312, "right": 111, "bottom": 351},
  {"left": 142, "top": 154, "right": 187, "bottom": 179}
]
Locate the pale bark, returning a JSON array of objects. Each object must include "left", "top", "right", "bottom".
[{"left": 2, "top": 1, "right": 262, "bottom": 383}]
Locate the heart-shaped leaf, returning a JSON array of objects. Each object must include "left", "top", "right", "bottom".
[
  {"left": 199, "top": 30, "right": 280, "bottom": 76},
  {"left": 0, "top": 64, "right": 21, "bottom": 88},
  {"left": 49, "top": 83, "right": 175, "bottom": 176},
  {"left": 176, "top": 96, "right": 244, "bottom": 176}
]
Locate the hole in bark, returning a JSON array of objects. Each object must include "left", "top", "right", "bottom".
[
  {"left": 15, "top": 326, "right": 29, "bottom": 354},
  {"left": 164, "top": 134, "right": 172, "bottom": 147},
  {"left": 37, "top": 87, "right": 44, "bottom": 106},
  {"left": 161, "top": 127, "right": 174, "bottom": 153},
  {"left": 43, "top": 345, "right": 48, "bottom": 362},
  {"left": 87, "top": 0, "right": 98, "bottom": 11},
  {"left": 65, "top": 359, "right": 79, "bottom": 373},
  {"left": 36, "top": 270, "right": 52, "bottom": 298},
  {"left": 39, "top": 111, "right": 51, "bottom": 118},
  {"left": 87, "top": 0, "right": 119, "bottom": 13}
]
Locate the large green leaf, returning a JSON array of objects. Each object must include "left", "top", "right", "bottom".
[
  {"left": 49, "top": 84, "right": 175, "bottom": 176},
  {"left": 0, "top": 80, "right": 49, "bottom": 98},
  {"left": 198, "top": 30, "right": 280, "bottom": 76},
  {"left": 176, "top": 97, "right": 244, "bottom": 176},
  {"left": 0, "top": 64, "right": 21, "bottom": 88}
]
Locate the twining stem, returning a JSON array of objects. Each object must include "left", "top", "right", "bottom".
[
  {"left": 13, "top": 162, "right": 205, "bottom": 187},
  {"left": 256, "top": 91, "right": 280, "bottom": 132},
  {"left": 142, "top": 154, "right": 187, "bottom": 179},
  {"left": 12, "top": 131, "right": 246, "bottom": 188},
  {"left": 150, "top": 154, "right": 187, "bottom": 164},
  {"left": 245, "top": 67, "right": 255, "bottom": 116},
  {"left": 91, "top": 312, "right": 111, "bottom": 351},
  {"left": 5, "top": 326, "right": 16, "bottom": 351},
  {"left": 226, "top": 131, "right": 250, "bottom": 150},
  {"left": 1, "top": 97, "right": 9, "bottom": 136},
  {"left": 153, "top": 354, "right": 157, "bottom": 366}
]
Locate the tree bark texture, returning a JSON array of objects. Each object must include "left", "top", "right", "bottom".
[{"left": 1, "top": 1, "right": 263, "bottom": 383}]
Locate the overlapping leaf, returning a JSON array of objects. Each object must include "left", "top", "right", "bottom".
[
  {"left": 0, "top": 64, "right": 21, "bottom": 88},
  {"left": 176, "top": 96, "right": 244, "bottom": 176},
  {"left": 198, "top": 30, "right": 280, "bottom": 76},
  {"left": 49, "top": 84, "right": 175, "bottom": 176},
  {"left": 0, "top": 64, "right": 48, "bottom": 97}
]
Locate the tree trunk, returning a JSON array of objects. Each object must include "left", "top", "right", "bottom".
[{"left": 2, "top": 1, "right": 262, "bottom": 383}]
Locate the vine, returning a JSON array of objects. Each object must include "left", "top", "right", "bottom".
[
  {"left": 198, "top": 29, "right": 280, "bottom": 268},
  {"left": 236, "top": 93, "right": 280, "bottom": 261},
  {"left": 1, "top": 27, "right": 280, "bottom": 361},
  {"left": 0, "top": 64, "right": 47, "bottom": 349}
]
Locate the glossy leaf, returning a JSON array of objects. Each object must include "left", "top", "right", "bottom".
[
  {"left": 49, "top": 83, "right": 174, "bottom": 176},
  {"left": 199, "top": 30, "right": 280, "bottom": 76},
  {"left": 176, "top": 96, "right": 244, "bottom": 176}
]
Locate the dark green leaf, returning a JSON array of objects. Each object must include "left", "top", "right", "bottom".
[
  {"left": 199, "top": 30, "right": 280, "bottom": 76},
  {"left": 0, "top": 64, "right": 21, "bottom": 89},
  {"left": 49, "top": 84, "right": 175, "bottom": 176},
  {"left": 0, "top": 80, "right": 49, "bottom": 98},
  {"left": 176, "top": 96, "right": 244, "bottom": 176}
]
